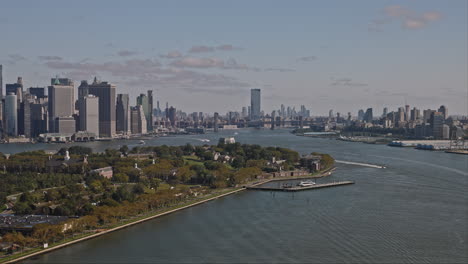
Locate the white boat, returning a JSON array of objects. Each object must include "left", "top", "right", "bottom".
[
  {"left": 297, "top": 180, "right": 316, "bottom": 187},
  {"left": 139, "top": 140, "right": 145, "bottom": 145}
]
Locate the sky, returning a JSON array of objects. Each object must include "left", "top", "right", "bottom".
[{"left": 0, "top": 0, "right": 467, "bottom": 115}]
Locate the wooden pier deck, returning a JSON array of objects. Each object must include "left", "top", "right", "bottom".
[{"left": 246, "top": 181, "right": 355, "bottom": 192}]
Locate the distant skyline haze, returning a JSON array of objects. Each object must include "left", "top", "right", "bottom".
[{"left": 0, "top": 0, "right": 466, "bottom": 115}]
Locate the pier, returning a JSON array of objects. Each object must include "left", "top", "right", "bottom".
[{"left": 246, "top": 181, "right": 355, "bottom": 192}]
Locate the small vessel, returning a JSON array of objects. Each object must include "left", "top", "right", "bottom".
[
  {"left": 139, "top": 140, "right": 145, "bottom": 145},
  {"left": 297, "top": 180, "right": 316, "bottom": 187}
]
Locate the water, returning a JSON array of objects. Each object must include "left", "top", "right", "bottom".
[{"left": 3, "top": 129, "right": 466, "bottom": 263}]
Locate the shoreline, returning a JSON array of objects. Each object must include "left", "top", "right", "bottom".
[
  {"left": 2, "top": 188, "right": 245, "bottom": 264},
  {"left": 2, "top": 168, "right": 333, "bottom": 263}
]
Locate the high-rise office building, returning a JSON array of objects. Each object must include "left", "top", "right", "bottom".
[
  {"left": 405, "top": 105, "right": 410, "bottom": 121},
  {"left": 136, "top": 91, "right": 153, "bottom": 132},
  {"left": 438, "top": 105, "right": 448, "bottom": 120},
  {"left": 363, "top": 108, "right": 373, "bottom": 123},
  {"left": 28, "top": 87, "right": 46, "bottom": 99},
  {"left": 5, "top": 93, "right": 17, "bottom": 136},
  {"left": 48, "top": 77, "right": 74, "bottom": 133},
  {"left": 116, "top": 94, "right": 131, "bottom": 134},
  {"left": 54, "top": 116, "right": 76, "bottom": 134},
  {"left": 213, "top": 112, "right": 219, "bottom": 132},
  {"left": 130, "top": 105, "right": 147, "bottom": 134},
  {"left": 397, "top": 107, "right": 405, "bottom": 123},
  {"left": 241, "top": 107, "right": 247, "bottom": 118},
  {"left": 410, "top": 107, "right": 420, "bottom": 121},
  {"left": 87, "top": 77, "right": 116, "bottom": 138},
  {"left": 431, "top": 112, "right": 445, "bottom": 139},
  {"left": 382, "top": 107, "right": 388, "bottom": 117},
  {"left": 147, "top": 90, "right": 153, "bottom": 131},
  {"left": 168, "top": 106, "right": 176, "bottom": 127},
  {"left": 6, "top": 77, "right": 24, "bottom": 107},
  {"left": 358, "top": 109, "right": 364, "bottom": 121},
  {"left": 423, "top": 109, "right": 435, "bottom": 123},
  {"left": 250, "top": 89, "right": 261, "bottom": 120},
  {"left": 79, "top": 95, "right": 99, "bottom": 136}
]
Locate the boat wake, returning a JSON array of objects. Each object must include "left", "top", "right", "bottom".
[
  {"left": 194, "top": 138, "right": 210, "bottom": 142},
  {"left": 335, "top": 160, "right": 386, "bottom": 169}
]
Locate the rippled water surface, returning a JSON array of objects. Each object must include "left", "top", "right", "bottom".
[{"left": 6, "top": 129, "right": 466, "bottom": 263}]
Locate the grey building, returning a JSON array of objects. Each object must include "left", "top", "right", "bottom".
[
  {"left": 213, "top": 112, "right": 219, "bottom": 132},
  {"left": 6, "top": 77, "right": 23, "bottom": 108},
  {"left": 130, "top": 105, "right": 147, "bottom": 134},
  {"left": 54, "top": 116, "right": 76, "bottom": 134},
  {"left": 431, "top": 112, "right": 445, "bottom": 139},
  {"left": 48, "top": 77, "right": 74, "bottom": 133},
  {"left": 136, "top": 91, "right": 153, "bottom": 132},
  {"left": 79, "top": 95, "right": 99, "bottom": 136},
  {"left": 438, "top": 105, "right": 448, "bottom": 120},
  {"left": 28, "top": 87, "right": 46, "bottom": 98},
  {"left": 5, "top": 93, "right": 18, "bottom": 136},
  {"left": 363, "top": 108, "right": 373, "bottom": 123},
  {"left": 147, "top": 90, "right": 153, "bottom": 131},
  {"left": 116, "top": 94, "right": 131, "bottom": 134},
  {"left": 87, "top": 78, "right": 116, "bottom": 138},
  {"left": 250, "top": 89, "right": 261, "bottom": 120}
]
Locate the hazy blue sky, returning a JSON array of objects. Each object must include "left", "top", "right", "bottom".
[{"left": 1, "top": 0, "right": 466, "bottom": 115}]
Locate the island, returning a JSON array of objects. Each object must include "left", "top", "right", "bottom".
[{"left": 0, "top": 138, "right": 334, "bottom": 263}]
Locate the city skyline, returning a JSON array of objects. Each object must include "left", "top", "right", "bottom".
[{"left": 0, "top": 0, "right": 466, "bottom": 115}]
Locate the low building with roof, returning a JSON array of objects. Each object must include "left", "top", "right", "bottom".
[{"left": 91, "top": 166, "right": 113, "bottom": 179}]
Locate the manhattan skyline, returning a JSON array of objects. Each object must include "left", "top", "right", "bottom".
[{"left": 0, "top": 0, "right": 467, "bottom": 115}]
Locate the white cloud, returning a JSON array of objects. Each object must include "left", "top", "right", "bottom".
[
  {"left": 371, "top": 6, "right": 442, "bottom": 31},
  {"left": 159, "top": 51, "right": 183, "bottom": 59}
]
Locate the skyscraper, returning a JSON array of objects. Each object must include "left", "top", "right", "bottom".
[
  {"left": 5, "top": 93, "right": 17, "bottom": 136},
  {"left": 6, "top": 77, "right": 23, "bottom": 107},
  {"left": 48, "top": 77, "right": 74, "bottom": 133},
  {"left": 363, "top": 108, "right": 373, "bottom": 123},
  {"left": 250, "top": 89, "right": 261, "bottom": 120},
  {"left": 438, "top": 105, "right": 448, "bottom": 120},
  {"left": 87, "top": 77, "right": 116, "bottom": 138},
  {"left": 431, "top": 112, "right": 445, "bottom": 139},
  {"left": 130, "top": 105, "right": 147, "bottom": 134},
  {"left": 382, "top": 107, "right": 388, "bottom": 117},
  {"left": 405, "top": 104, "right": 410, "bottom": 121},
  {"left": 147, "top": 90, "right": 153, "bottom": 131},
  {"left": 358, "top": 109, "right": 364, "bottom": 121},
  {"left": 213, "top": 112, "right": 219, "bottom": 132},
  {"left": 397, "top": 107, "right": 405, "bottom": 123},
  {"left": 116, "top": 94, "right": 131, "bottom": 135},
  {"left": 28, "top": 87, "right": 46, "bottom": 98},
  {"left": 168, "top": 106, "right": 176, "bottom": 127},
  {"left": 79, "top": 95, "right": 99, "bottom": 136},
  {"left": 136, "top": 91, "right": 153, "bottom": 132}
]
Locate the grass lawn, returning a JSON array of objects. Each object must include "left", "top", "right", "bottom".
[{"left": 182, "top": 155, "right": 204, "bottom": 166}]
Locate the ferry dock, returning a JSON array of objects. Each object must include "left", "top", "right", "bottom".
[{"left": 246, "top": 181, "right": 355, "bottom": 192}]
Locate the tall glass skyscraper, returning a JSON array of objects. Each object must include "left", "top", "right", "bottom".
[
  {"left": 116, "top": 94, "right": 131, "bottom": 134},
  {"left": 5, "top": 93, "right": 17, "bottom": 136},
  {"left": 250, "top": 88, "right": 261, "bottom": 120}
]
